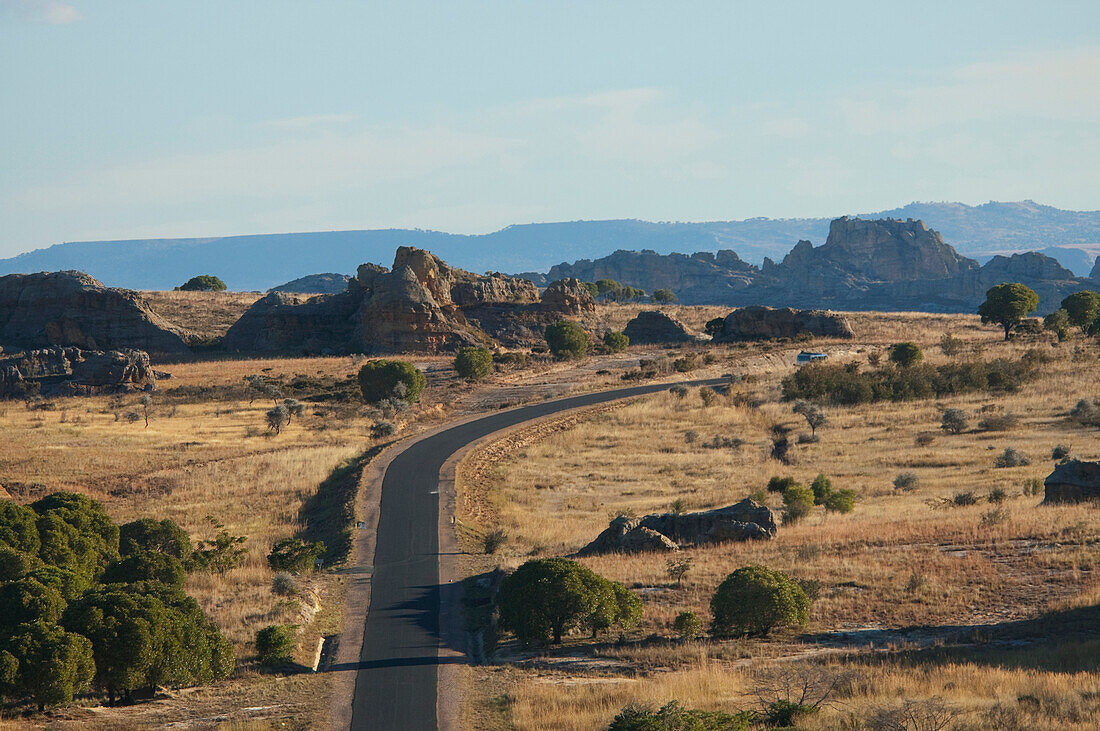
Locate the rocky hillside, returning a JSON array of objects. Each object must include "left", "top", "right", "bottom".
[
  {"left": 223, "top": 247, "right": 592, "bottom": 354},
  {"left": 540, "top": 217, "right": 1098, "bottom": 314},
  {"left": 269, "top": 273, "right": 352, "bottom": 294},
  {"left": 0, "top": 271, "right": 190, "bottom": 353}
]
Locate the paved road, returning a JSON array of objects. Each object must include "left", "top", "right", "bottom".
[{"left": 349, "top": 378, "right": 724, "bottom": 730}]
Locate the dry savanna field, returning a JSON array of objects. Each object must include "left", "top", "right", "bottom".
[
  {"left": 455, "top": 312, "right": 1100, "bottom": 730},
  {"left": 1, "top": 302, "right": 1097, "bottom": 729}
]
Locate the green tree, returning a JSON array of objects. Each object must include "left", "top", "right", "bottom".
[
  {"left": 190, "top": 517, "right": 247, "bottom": 574},
  {"left": 651, "top": 288, "right": 677, "bottom": 304},
  {"left": 102, "top": 550, "right": 187, "bottom": 588},
  {"left": 710, "top": 566, "right": 811, "bottom": 637},
  {"left": 61, "top": 588, "right": 159, "bottom": 701},
  {"left": 1060, "top": 290, "right": 1100, "bottom": 330},
  {"left": 581, "top": 281, "right": 599, "bottom": 298},
  {"left": 823, "top": 489, "right": 856, "bottom": 513},
  {"left": 255, "top": 624, "right": 296, "bottom": 667},
  {"left": 31, "top": 492, "right": 119, "bottom": 578},
  {"left": 602, "top": 331, "right": 629, "bottom": 353},
  {"left": 0, "top": 577, "right": 67, "bottom": 627},
  {"left": 497, "top": 558, "right": 640, "bottom": 646},
  {"left": 266, "top": 404, "right": 288, "bottom": 434},
  {"left": 119, "top": 518, "right": 192, "bottom": 561},
  {"left": 810, "top": 474, "right": 832, "bottom": 505},
  {"left": 0, "top": 546, "right": 42, "bottom": 582},
  {"left": 941, "top": 408, "right": 968, "bottom": 435},
  {"left": 595, "top": 279, "right": 621, "bottom": 297},
  {"left": 177, "top": 275, "right": 227, "bottom": 292},
  {"left": 0, "top": 500, "right": 42, "bottom": 555},
  {"left": 889, "top": 342, "right": 923, "bottom": 368},
  {"left": 357, "top": 360, "right": 427, "bottom": 404},
  {"left": 3, "top": 620, "right": 94, "bottom": 711},
  {"left": 544, "top": 320, "right": 589, "bottom": 360},
  {"left": 978, "top": 283, "right": 1040, "bottom": 340},
  {"left": 24, "top": 566, "right": 89, "bottom": 603},
  {"left": 1043, "top": 308, "right": 1071, "bottom": 340},
  {"left": 267, "top": 538, "right": 326, "bottom": 572},
  {"left": 793, "top": 400, "right": 828, "bottom": 436},
  {"left": 454, "top": 347, "right": 493, "bottom": 380}
]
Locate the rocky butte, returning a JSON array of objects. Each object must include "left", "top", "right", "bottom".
[
  {"left": 0, "top": 271, "right": 189, "bottom": 354},
  {"left": 223, "top": 247, "right": 594, "bottom": 354},
  {"left": 538, "top": 217, "right": 1099, "bottom": 314}
]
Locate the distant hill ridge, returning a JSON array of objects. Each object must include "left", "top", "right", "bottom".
[{"left": 2, "top": 200, "right": 1099, "bottom": 290}]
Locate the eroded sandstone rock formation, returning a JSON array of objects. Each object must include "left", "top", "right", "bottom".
[
  {"left": 622, "top": 310, "right": 699, "bottom": 344},
  {"left": 1044, "top": 459, "right": 1100, "bottom": 504},
  {"left": 223, "top": 247, "right": 592, "bottom": 354},
  {"left": 712, "top": 306, "right": 854, "bottom": 341},
  {"left": 577, "top": 499, "right": 776, "bottom": 555},
  {"left": 0, "top": 347, "right": 158, "bottom": 398},
  {"left": 0, "top": 271, "right": 189, "bottom": 353}
]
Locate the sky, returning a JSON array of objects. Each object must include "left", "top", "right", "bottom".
[{"left": 2, "top": 0, "right": 1099, "bottom": 257}]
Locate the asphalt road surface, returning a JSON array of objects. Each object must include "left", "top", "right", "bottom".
[{"left": 349, "top": 378, "right": 725, "bottom": 730}]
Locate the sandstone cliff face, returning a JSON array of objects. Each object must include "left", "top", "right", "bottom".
[
  {"left": 223, "top": 247, "right": 588, "bottom": 354},
  {"left": 0, "top": 272, "right": 189, "bottom": 353},
  {"left": 0, "top": 347, "right": 158, "bottom": 398}
]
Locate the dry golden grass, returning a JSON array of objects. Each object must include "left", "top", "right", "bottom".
[
  {"left": 140, "top": 289, "right": 263, "bottom": 342},
  {"left": 457, "top": 319, "right": 1100, "bottom": 729}
]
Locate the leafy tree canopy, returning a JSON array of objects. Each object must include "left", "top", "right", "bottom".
[
  {"left": 177, "top": 274, "right": 227, "bottom": 292},
  {"left": 978, "top": 282, "right": 1040, "bottom": 339}
]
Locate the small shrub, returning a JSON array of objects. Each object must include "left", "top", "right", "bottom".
[
  {"left": 602, "top": 331, "right": 629, "bottom": 353},
  {"left": 671, "top": 611, "right": 701, "bottom": 640},
  {"left": 698, "top": 387, "right": 718, "bottom": 406},
  {"left": 940, "top": 408, "right": 968, "bottom": 434},
  {"left": 894, "top": 472, "right": 920, "bottom": 492},
  {"left": 994, "top": 447, "right": 1031, "bottom": 468},
  {"left": 358, "top": 360, "right": 426, "bottom": 404},
  {"left": 978, "top": 412, "right": 1020, "bottom": 431},
  {"left": 255, "top": 624, "right": 296, "bottom": 667},
  {"left": 608, "top": 701, "right": 753, "bottom": 731},
  {"left": 710, "top": 566, "right": 811, "bottom": 637},
  {"left": 674, "top": 354, "right": 700, "bottom": 373},
  {"left": 797, "top": 432, "right": 819, "bottom": 444},
  {"left": 939, "top": 333, "right": 964, "bottom": 356},
  {"left": 987, "top": 487, "right": 1008, "bottom": 504},
  {"left": 915, "top": 432, "right": 936, "bottom": 447},
  {"left": 483, "top": 529, "right": 507, "bottom": 554},
  {"left": 782, "top": 483, "right": 814, "bottom": 524},
  {"left": 823, "top": 488, "right": 856, "bottom": 513},
  {"left": 670, "top": 498, "right": 688, "bottom": 515},
  {"left": 271, "top": 572, "right": 298, "bottom": 597},
  {"left": 684, "top": 430, "right": 698, "bottom": 444},
  {"left": 669, "top": 384, "right": 688, "bottom": 398},
  {"left": 767, "top": 476, "right": 799, "bottom": 493},
  {"left": 952, "top": 490, "right": 979, "bottom": 507},
  {"left": 666, "top": 558, "right": 692, "bottom": 585},
  {"left": 370, "top": 420, "right": 397, "bottom": 439},
  {"left": 1051, "top": 444, "right": 1070, "bottom": 460},
  {"left": 1070, "top": 397, "right": 1100, "bottom": 426},
  {"left": 764, "top": 700, "right": 818, "bottom": 727},
  {"left": 810, "top": 474, "right": 832, "bottom": 505},
  {"left": 454, "top": 347, "right": 493, "bottom": 380},
  {"left": 1023, "top": 477, "right": 1044, "bottom": 496},
  {"left": 980, "top": 505, "right": 1010, "bottom": 527},
  {"left": 889, "top": 342, "right": 923, "bottom": 368}
]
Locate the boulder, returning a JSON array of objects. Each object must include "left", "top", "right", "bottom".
[
  {"left": 622, "top": 310, "right": 699, "bottom": 344},
  {"left": 0, "top": 347, "right": 157, "bottom": 398},
  {"left": 577, "top": 499, "right": 775, "bottom": 555},
  {"left": 1043, "top": 459, "right": 1100, "bottom": 504},
  {"left": 713, "top": 306, "right": 853, "bottom": 341},
  {"left": 0, "top": 271, "right": 189, "bottom": 353}
]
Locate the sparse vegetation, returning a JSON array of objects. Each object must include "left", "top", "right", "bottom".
[
  {"left": 940, "top": 407, "right": 968, "bottom": 434},
  {"left": 994, "top": 447, "right": 1031, "bottom": 468}
]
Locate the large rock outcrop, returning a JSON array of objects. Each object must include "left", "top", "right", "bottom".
[
  {"left": 527, "top": 217, "right": 1096, "bottom": 314},
  {"left": 223, "top": 247, "right": 590, "bottom": 354},
  {"left": 0, "top": 347, "right": 158, "bottom": 398},
  {"left": 577, "top": 499, "right": 776, "bottom": 555},
  {"left": 0, "top": 271, "right": 189, "bottom": 353},
  {"left": 622, "top": 310, "right": 699, "bottom": 344},
  {"left": 1090, "top": 256, "right": 1099, "bottom": 280},
  {"left": 1043, "top": 460, "right": 1100, "bottom": 504},
  {"left": 713, "top": 306, "right": 854, "bottom": 341}
]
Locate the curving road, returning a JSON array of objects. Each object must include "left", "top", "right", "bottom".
[{"left": 349, "top": 378, "right": 724, "bottom": 730}]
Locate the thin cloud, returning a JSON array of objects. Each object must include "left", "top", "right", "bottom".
[{"left": 2, "top": 0, "right": 81, "bottom": 24}]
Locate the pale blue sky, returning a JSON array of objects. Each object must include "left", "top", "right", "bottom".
[{"left": 2, "top": 0, "right": 1098, "bottom": 256}]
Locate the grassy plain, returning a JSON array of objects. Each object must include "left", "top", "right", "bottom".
[{"left": 456, "top": 314, "right": 1100, "bottom": 730}]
